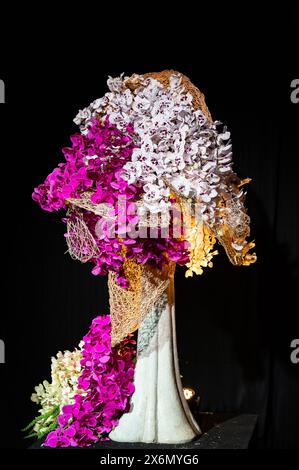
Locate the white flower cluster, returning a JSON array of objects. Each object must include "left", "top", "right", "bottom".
[
  {"left": 74, "top": 74, "right": 234, "bottom": 224},
  {"left": 31, "top": 346, "right": 83, "bottom": 432}
]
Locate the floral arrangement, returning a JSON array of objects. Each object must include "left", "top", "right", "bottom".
[
  {"left": 30, "top": 70, "right": 256, "bottom": 447},
  {"left": 24, "top": 315, "right": 135, "bottom": 447},
  {"left": 33, "top": 71, "right": 256, "bottom": 287}
]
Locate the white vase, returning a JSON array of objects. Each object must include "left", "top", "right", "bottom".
[{"left": 109, "top": 275, "right": 200, "bottom": 444}]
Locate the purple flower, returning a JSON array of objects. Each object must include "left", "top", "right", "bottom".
[
  {"left": 33, "top": 116, "right": 191, "bottom": 286},
  {"left": 43, "top": 315, "right": 136, "bottom": 448}
]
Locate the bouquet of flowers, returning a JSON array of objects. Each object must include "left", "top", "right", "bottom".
[
  {"left": 29, "top": 70, "right": 256, "bottom": 447},
  {"left": 23, "top": 316, "right": 136, "bottom": 447}
]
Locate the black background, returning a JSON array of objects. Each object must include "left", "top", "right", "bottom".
[{"left": 0, "top": 6, "right": 298, "bottom": 450}]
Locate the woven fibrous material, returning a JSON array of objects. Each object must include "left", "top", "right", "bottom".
[
  {"left": 66, "top": 193, "right": 113, "bottom": 218},
  {"left": 66, "top": 210, "right": 99, "bottom": 263},
  {"left": 109, "top": 260, "right": 175, "bottom": 346},
  {"left": 213, "top": 195, "right": 256, "bottom": 266},
  {"left": 67, "top": 193, "right": 170, "bottom": 229}
]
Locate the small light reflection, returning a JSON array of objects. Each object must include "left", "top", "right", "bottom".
[{"left": 183, "top": 387, "right": 196, "bottom": 400}]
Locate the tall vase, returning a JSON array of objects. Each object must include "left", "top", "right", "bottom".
[{"left": 109, "top": 272, "right": 200, "bottom": 444}]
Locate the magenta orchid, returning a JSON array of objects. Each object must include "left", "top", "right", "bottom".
[
  {"left": 33, "top": 116, "right": 190, "bottom": 287},
  {"left": 44, "top": 315, "right": 136, "bottom": 448}
]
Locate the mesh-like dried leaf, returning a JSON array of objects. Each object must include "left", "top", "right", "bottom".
[
  {"left": 66, "top": 192, "right": 113, "bottom": 218},
  {"left": 108, "top": 260, "right": 175, "bottom": 346},
  {"left": 66, "top": 211, "right": 99, "bottom": 263}
]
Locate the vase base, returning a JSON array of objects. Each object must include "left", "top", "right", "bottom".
[{"left": 109, "top": 289, "right": 201, "bottom": 445}]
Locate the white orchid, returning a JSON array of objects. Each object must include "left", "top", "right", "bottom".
[
  {"left": 73, "top": 73, "right": 236, "bottom": 226},
  {"left": 30, "top": 346, "right": 83, "bottom": 435}
]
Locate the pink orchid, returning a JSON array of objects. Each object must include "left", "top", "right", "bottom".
[{"left": 44, "top": 315, "right": 136, "bottom": 448}]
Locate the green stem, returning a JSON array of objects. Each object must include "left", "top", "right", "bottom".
[{"left": 22, "top": 405, "right": 60, "bottom": 434}]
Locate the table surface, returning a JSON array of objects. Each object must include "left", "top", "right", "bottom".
[{"left": 30, "top": 413, "right": 258, "bottom": 450}]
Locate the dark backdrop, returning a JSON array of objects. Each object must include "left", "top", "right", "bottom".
[{"left": 1, "top": 15, "right": 298, "bottom": 449}]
